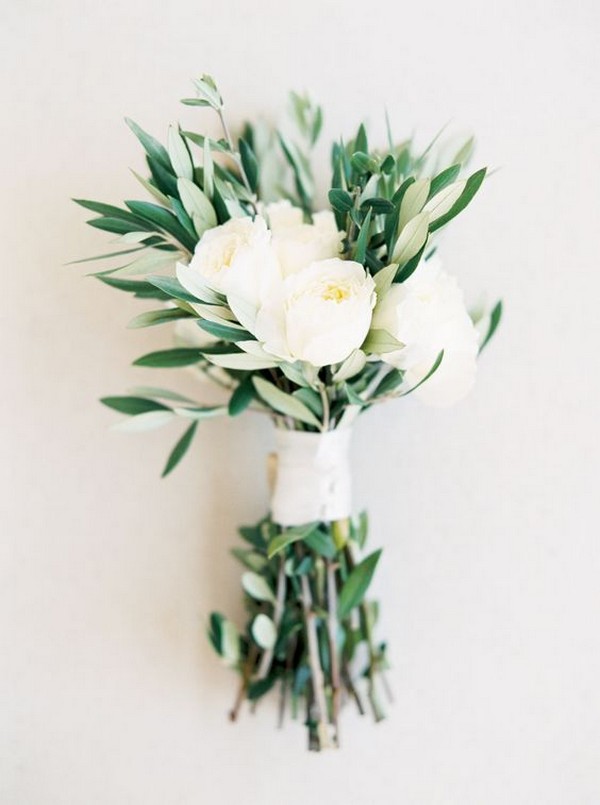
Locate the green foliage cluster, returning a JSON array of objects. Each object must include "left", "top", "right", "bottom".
[{"left": 211, "top": 511, "right": 388, "bottom": 749}]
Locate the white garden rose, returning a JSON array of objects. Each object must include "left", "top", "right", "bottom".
[
  {"left": 371, "top": 256, "right": 479, "bottom": 406},
  {"left": 255, "top": 258, "right": 376, "bottom": 367},
  {"left": 265, "top": 201, "right": 343, "bottom": 277},
  {"left": 187, "top": 215, "right": 279, "bottom": 310}
]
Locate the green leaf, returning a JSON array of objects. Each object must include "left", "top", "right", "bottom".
[
  {"left": 399, "top": 350, "right": 444, "bottom": 396},
  {"left": 230, "top": 548, "right": 267, "bottom": 573},
  {"left": 100, "top": 396, "right": 169, "bottom": 415},
  {"left": 125, "top": 200, "right": 197, "bottom": 252},
  {"left": 242, "top": 572, "right": 276, "bottom": 604},
  {"left": 130, "top": 169, "right": 171, "bottom": 206},
  {"left": 479, "top": 300, "right": 503, "bottom": 352},
  {"left": 398, "top": 178, "right": 430, "bottom": 230},
  {"left": 304, "top": 527, "right": 336, "bottom": 559},
  {"left": 147, "top": 155, "right": 178, "bottom": 197},
  {"left": 128, "top": 386, "right": 195, "bottom": 403},
  {"left": 392, "top": 211, "right": 429, "bottom": 266},
  {"left": 145, "top": 274, "right": 199, "bottom": 304},
  {"left": 167, "top": 126, "right": 194, "bottom": 180},
  {"left": 267, "top": 523, "right": 319, "bottom": 559},
  {"left": 133, "top": 348, "right": 203, "bottom": 368},
  {"left": 112, "top": 410, "right": 175, "bottom": 431},
  {"left": 251, "top": 614, "right": 277, "bottom": 649},
  {"left": 428, "top": 164, "right": 461, "bottom": 197},
  {"left": 429, "top": 168, "right": 487, "bottom": 233},
  {"left": 128, "top": 307, "right": 193, "bottom": 328},
  {"left": 228, "top": 376, "right": 255, "bottom": 416},
  {"left": 452, "top": 136, "right": 475, "bottom": 166},
  {"left": 87, "top": 217, "right": 147, "bottom": 236},
  {"left": 197, "top": 319, "right": 254, "bottom": 342},
  {"left": 125, "top": 118, "right": 171, "bottom": 170},
  {"left": 252, "top": 377, "right": 322, "bottom": 428},
  {"left": 423, "top": 180, "right": 467, "bottom": 223},
  {"left": 247, "top": 676, "right": 277, "bottom": 701},
  {"left": 354, "top": 511, "right": 369, "bottom": 550},
  {"left": 328, "top": 188, "right": 353, "bottom": 213},
  {"left": 292, "top": 387, "right": 323, "bottom": 418},
  {"left": 344, "top": 383, "right": 364, "bottom": 407},
  {"left": 355, "top": 122, "right": 368, "bottom": 155},
  {"left": 162, "top": 421, "right": 198, "bottom": 477},
  {"left": 208, "top": 613, "right": 239, "bottom": 665},
  {"left": 361, "top": 197, "right": 395, "bottom": 214},
  {"left": 182, "top": 131, "right": 231, "bottom": 153},
  {"left": 373, "top": 368, "right": 405, "bottom": 397},
  {"left": 353, "top": 207, "right": 372, "bottom": 264},
  {"left": 176, "top": 178, "right": 217, "bottom": 234},
  {"left": 203, "top": 137, "right": 214, "bottom": 199},
  {"left": 173, "top": 405, "right": 226, "bottom": 420},
  {"left": 373, "top": 262, "right": 399, "bottom": 298},
  {"left": 205, "top": 352, "right": 278, "bottom": 371},
  {"left": 362, "top": 328, "right": 403, "bottom": 354},
  {"left": 338, "top": 549, "right": 382, "bottom": 619},
  {"left": 332, "top": 350, "right": 367, "bottom": 383},
  {"left": 97, "top": 275, "right": 171, "bottom": 300},
  {"left": 239, "top": 138, "right": 259, "bottom": 193}
]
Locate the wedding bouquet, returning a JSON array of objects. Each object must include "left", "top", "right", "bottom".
[{"left": 74, "top": 76, "right": 501, "bottom": 751}]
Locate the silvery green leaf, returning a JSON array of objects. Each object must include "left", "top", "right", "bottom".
[
  {"left": 112, "top": 410, "right": 175, "bottom": 431},
  {"left": 192, "top": 75, "right": 222, "bottom": 109},
  {"left": 358, "top": 174, "right": 380, "bottom": 205},
  {"left": 399, "top": 178, "right": 430, "bottom": 230},
  {"left": 176, "top": 261, "right": 223, "bottom": 304},
  {"left": 109, "top": 252, "right": 178, "bottom": 278},
  {"left": 167, "top": 126, "right": 194, "bottom": 181},
  {"left": 280, "top": 362, "right": 310, "bottom": 388},
  {"left": 206, "top": 352, "right": 278, "bottom": 371},
  {"left": 398, "top": 350, "right": 444, "bottom": 396},
  {"left": 251, "top": 614, "right": 277, "bottom": 650},
  {"left": 373, "top": 263, "right": 399, "bottom": 298},
  {"left": 242, "top": 572, "right": 276, "bottom": 604},
  {"left": 362, "top": 328, "right": 404, "bottom": 354},
  {"left": 128, "top": 307, "right": 192, "bottom": 328},
  {"left": 192, "top": 303, "right": 238, "bottom": 324},
  {"left": 231, "top": 548, "right": 268, "bottom": 573},
  {"left": 252, "top": 377, "right": 322, "bottom": 428},
  {"left": 237, "top": 340, "right": 276, "bottom": 359},
  {"left": 332, "top": 350, "right": 367, "bottom": 383},
  {"left": 227, "top": 294, "right": 257, "bottom": 333},
  {"left": 392, "top": 212, "right": 430, "bottom": 266},
  {"left": 479, "top": 300, "right": 502, "bottom": 353},
  {"left": 177, "top": 178, "right": 217, "bottom": 232},
  {"left": 173, "top": 405, "right": 227, "bottom": 420},
  {"left": 130, "top": 169, "right": 170, "bottom": 206},
  {"left": 119, "top": 230, "right": 162, "bottom": 244},
  {"left": 423, "top": 180, "right": 467, "bottom": 222},
  {"left": 221, "top": 619, "right": 240, "bottom": 665},
  {"left": 129, "top": 386, "right": 196, "bottom": 403},
  {"left": 453, "top": 135, "right": 475, "bottom": 166},
  {"left": 214, "top": 177, "right": 246, "bottom": 219},
  {"left": 203, "top": 137, "right": 214, "bottom": 199}
]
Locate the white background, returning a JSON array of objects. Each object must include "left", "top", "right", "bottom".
[{"left": 2, "top": 1, "right": 599, "bottom": 803}]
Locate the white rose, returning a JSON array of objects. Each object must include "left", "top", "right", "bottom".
[
  {"left": 371, "top": 256, "right": 479, "bottom": 406},
  {"left": 265, "top": 201, "right": 343, "bottom": 277},
  {"left": 187, "top": 215, "right": 279, "bottom": 311},
  {"left": 255, "top": 258, "right": 376, "bottom": 367}
]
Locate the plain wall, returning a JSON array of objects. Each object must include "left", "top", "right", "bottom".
[{"left": 2, "top": 1, "right": 599, "bottom": 803}]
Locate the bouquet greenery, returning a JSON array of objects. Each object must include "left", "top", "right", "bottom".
[{"left": 74, "top": 75, "right": 501, "bottom": 751}]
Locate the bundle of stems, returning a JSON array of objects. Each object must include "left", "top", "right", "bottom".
[{"left": 210, "top": 514, "right": 390, "bottom": 751}]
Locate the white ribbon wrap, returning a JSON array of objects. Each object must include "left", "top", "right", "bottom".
[{"left": 270, "top": 428, "right": 353, "bottom": 527}]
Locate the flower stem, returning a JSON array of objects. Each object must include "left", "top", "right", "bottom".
[
  {"left": 326, "top": 558, "right": 341, "bottom": 745},
  {"left": 297, "top": 546, "right": 333, "bottom": 750}
]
